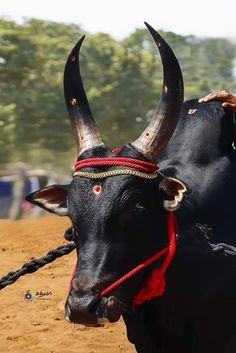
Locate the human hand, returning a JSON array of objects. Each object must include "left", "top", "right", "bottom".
[{"left": 198, "top": 90, "right": 236, "bottom": 113}]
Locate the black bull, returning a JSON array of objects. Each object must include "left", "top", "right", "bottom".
[{"left": 26, "top": 23, "right": 236, "bottom": 353}]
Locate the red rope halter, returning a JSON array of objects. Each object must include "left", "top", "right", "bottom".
[{"left": 69, "top": 156, "right": 178, "bottom": 307}]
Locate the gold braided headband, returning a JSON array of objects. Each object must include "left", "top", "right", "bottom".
[{"left": 73, "top": 169, "right": 158, "bottom": 180}]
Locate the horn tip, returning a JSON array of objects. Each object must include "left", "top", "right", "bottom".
[
  {"left": 144, "top": 23, "right": 167, "bottom": 51},
  {"left": 67, "top": 35, "right": 86, "bottom": 61},
  {"left": 144, "top": 22, "right": 154, "bottom": 33},
  {"left": 76, "top": 34, "right": 86, "bottom": 48}
]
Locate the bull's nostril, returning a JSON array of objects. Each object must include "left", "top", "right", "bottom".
[
  {"left": 106, "top": 296, "right": 122, "bottom": 323},
  {"left": 94, "top": 297, "right": 108, "bottom": 319},
  {"left": 90, "top": 297, "right": 105, "bottom": 317}
]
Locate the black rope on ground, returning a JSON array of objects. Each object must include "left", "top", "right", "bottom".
[{"left": 0, "top": 227, "right": 76, "bottom": 290}]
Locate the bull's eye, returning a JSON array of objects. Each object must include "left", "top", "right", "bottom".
[{"left": 132, "top": 203, "right": 146, "bottom": 216}]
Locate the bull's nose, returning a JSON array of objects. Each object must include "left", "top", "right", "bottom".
[{"left": 65, "top": 293, "right": 100, "bottom": 325}]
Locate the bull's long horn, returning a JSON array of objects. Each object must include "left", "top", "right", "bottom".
[
  {"left": 131, "top": 22, "right": 184, "bottom": 161},
  {"left": 64, "top": 36, "right": 104, "bottom": 156}
]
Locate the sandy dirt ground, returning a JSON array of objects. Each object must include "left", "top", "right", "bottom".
[{"left": 0, "top": 216, "right": 136, "bottom": 353}]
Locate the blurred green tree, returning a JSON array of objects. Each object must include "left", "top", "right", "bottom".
[{"left": 0, "top": 19, "right": 235, "bottom": 171}]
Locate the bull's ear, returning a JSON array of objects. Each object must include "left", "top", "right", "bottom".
[
  {"left": 25, "top": 185, "right": 69, "bottom": 216},
  {"left": 159, "top": 177, "right": 190, "bottom": 211}
]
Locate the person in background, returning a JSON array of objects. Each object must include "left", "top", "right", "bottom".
[{"left": 199, "top": 90, "right": 236, "bottom": 113}]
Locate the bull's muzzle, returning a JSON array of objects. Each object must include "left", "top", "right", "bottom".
[{"left": 65, "top": 292, "right": 122, "bottom": 325}]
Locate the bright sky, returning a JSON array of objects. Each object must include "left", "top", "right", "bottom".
[{"left": 1, "top": 0, "right": 236, "bottom": 39}]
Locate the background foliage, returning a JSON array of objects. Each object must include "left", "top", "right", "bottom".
[{"left": 0, "top": 18, "right": 236, "bottom": 172}]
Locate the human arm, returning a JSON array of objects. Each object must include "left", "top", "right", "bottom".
[{"left": 198, "top": 90, "right": 236, "bottom": 113}]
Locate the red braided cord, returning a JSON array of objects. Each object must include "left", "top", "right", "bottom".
[
  {"left": 74, "top": 157, "right": 157, "bottom": 174},
  {"left": 155, "top": 212, "right": 176, "bottom": 276}
]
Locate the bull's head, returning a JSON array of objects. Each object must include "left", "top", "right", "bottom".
[{"left": 26, "top": 23, "right": 187, "bottom": 325}]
